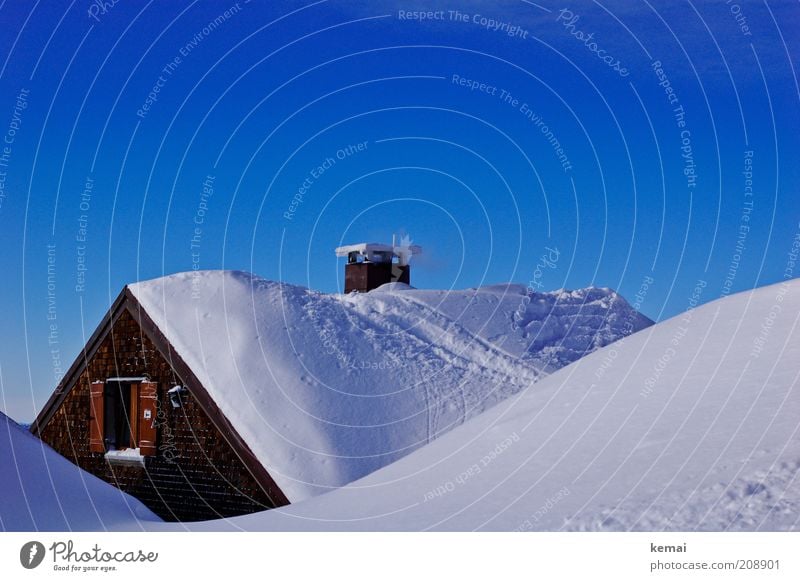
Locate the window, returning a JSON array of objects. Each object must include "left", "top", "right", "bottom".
[
  {"left": 103, "top": 381, "right": 133, "bottom": 450},
  {"left": 89, "top": 380, "right": 158, "bottom": 457}
]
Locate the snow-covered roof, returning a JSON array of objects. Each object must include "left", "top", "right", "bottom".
[
  {"left": 334, "top": 242, "right": 422, "bottom": 262},
  {"left": 128, "top": 271, "right": 650, "bottom": 502},
  {"left": 334, "top": 242, "right": 394, "bottom": 256}
]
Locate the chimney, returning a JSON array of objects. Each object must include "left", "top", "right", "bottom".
[{"left": 335, "top": 236, "right": 422, "bottom": 293}]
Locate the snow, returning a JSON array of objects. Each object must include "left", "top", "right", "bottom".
[
  {"left": 391, "top": 283, "right": 653, "bottom": 372},
  {"left": 146, "top": 278, "right": 799, "bottom": 531},
  {"left": 0, "top": 411, "right": 159, "bottom": 531},
  {"left": 129, "top": 271, "right": 648, "bottom": 503},
  {"left": 334, "top": 242, "right": 396, "bottom": 255},
  {"left": 104, "top": 448, "right": 144, "bottom": 457},
  {"left": 104, "top": 448, "right": 145, "bottom": 467},
  {"left": 334, "top": 241, "right": 422, "bottom": 258},
  {"left": 372, "top": 282, "right": 415, "bottom": 291}
]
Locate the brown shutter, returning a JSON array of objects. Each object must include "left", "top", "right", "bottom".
[
  {"left": 89, "top": 382, "right": 105, "bottom": 453},
  {"left": 137, "top": 381, "right": 157, "bottom": 456},
  {"left": 128, "top": 383, "right": 139, "bottom": 448}
]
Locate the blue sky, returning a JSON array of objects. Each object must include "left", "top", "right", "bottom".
[{"left": 0, "top": 0, "right": 798, "bottom": 421}]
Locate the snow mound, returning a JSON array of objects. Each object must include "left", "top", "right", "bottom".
[
  {"left": 0, "top": 411, "right": 159, "bottom": 531},
  {"left": 129, "top": 271, "right": 649, "bottom": 502},
  {"left": 371, "top": 282, "right": 415, "bottom": 292},
  {"left": 163, "top": 278, "right": 799, "bottom": 531}
]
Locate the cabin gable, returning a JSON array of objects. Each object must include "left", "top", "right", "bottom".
[{"left": 36, "top": 305, "right": 284, "bottom": 522}]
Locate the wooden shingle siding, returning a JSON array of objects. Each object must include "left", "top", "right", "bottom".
[{"left": 39, "top": 309, "right": 277, "bottom": 522}]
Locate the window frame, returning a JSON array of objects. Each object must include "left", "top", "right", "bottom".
[
  {"left": 89, "top": 377, "right": 157, "bottom": 457},
  {"left": 103, "top": 380, "right": 137, "bottom": 451}
]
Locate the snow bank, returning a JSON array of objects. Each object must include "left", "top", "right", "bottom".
[
  {"left": 129, "top": 271, "right": 647, "bottom": 502},
  {"left": 161, "top": 278, "right": 799, "bottom": 531},
  {"left": 0, "top": 412, "right": 159, "bottom": 531}
]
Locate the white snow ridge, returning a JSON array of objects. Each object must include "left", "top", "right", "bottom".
[{"left": 130, "top": 271, "right": 650, "bottom": 502}]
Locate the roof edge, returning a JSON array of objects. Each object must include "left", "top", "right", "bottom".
[{"left": 31, "top": 287, "right": 129, "bottom": 436}]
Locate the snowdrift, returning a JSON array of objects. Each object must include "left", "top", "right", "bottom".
[
  {"left": 166, "top": 278, "right": 799, "bottom": 531},
  {"left": 0, "top": 411, "right": 159, "bottom": 531},
  {"left": 129, "top": 271, "right": 649, "bottom": 501}
]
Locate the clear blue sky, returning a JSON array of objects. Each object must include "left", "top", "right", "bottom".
[{"left": 0, "top": 0, "right": 798, "bottom": 421}]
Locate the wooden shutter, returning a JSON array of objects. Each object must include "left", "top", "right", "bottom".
[
  {"left": 128, "top": 383, "right": 139, "bottom": 448},
  {"left": 137, "top": 382, "right": 157, "bottom": 456},
  {"left": 89, "top": 382, "right": 105, "bottom": 453}
]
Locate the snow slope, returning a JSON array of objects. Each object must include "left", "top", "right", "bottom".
[
  {"left": 0, "top": 411, "right": 159, "bottom": 531},
  {"left": 158, "top": 278, "right": 799, "bottom": 531},
  {"left": 129, "top": 271, "right": 649, "bottom": 502}
]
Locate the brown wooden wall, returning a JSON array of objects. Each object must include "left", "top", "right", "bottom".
[{"left": 39, "top": 309, "right": 278, "bottom": 522}]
